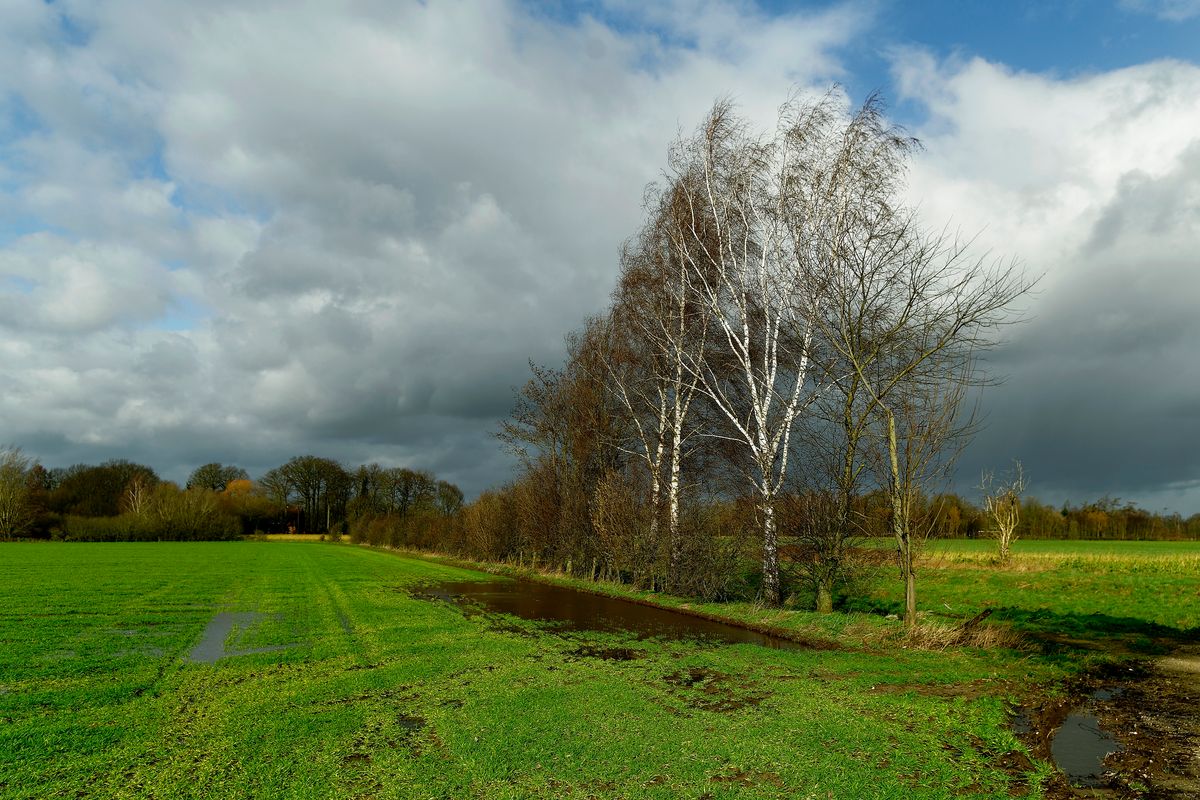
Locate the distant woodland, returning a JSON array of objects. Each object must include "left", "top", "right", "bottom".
[{"left": 2, "top": 454, "right": 1196, "bottom": 550}]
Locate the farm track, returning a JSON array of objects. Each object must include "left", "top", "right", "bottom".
[{"left": 1020, "top": 637, "right": 1200, "bottom": 799}]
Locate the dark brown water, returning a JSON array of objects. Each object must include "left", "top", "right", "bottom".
[{"left": 414, "top": 578, "right": 811, "bottom": 651}]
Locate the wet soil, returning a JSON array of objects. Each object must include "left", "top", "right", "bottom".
[
  {"left": 187, "top": 612, "right": 300, "bottom": 664},
  {"left": 413, "top": 571, "right": 1200, "bottom": 796},
  {"left": 663, "top": 666, "right": 769, "bottom": 712},
  {"left": 1015, "top": 646, "right": 1200, "bottom": 798},
  {"left": 569, "top": 644, "right": 646, "bottom": 661}
]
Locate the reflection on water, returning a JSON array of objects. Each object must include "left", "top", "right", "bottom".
[
  {"left": 1050, "top": 688, "right": 1123, "bottom": 788},
  {"left": 187, "top": 611, "right": 298, "bottom": 663},
  {"left": 414, "top": 579, "right": 812, "bottom": 651}
]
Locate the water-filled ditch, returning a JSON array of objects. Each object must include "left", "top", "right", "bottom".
[{"left": 412, "top": 577, "right": 811, "bottom": 651}]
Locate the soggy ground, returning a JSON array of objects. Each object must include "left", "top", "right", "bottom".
[
  {"left": 415, "top": 572, "right": 1200, "bottom": 798},
  {"left": 187, "top": 611, "right": 302, "bottom": 663},
  {"left": 418, "top": 560, "right": 1200, "bottom": 799},
  {"left": 1012, "top": 644, "right": 1200, "bottom": 798}
]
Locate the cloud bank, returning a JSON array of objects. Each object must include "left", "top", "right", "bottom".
[{"left": 1, "top": 1, "right": 1198, "bottom": 512}]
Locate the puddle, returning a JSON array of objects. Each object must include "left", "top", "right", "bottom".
[
  {"left": 187, "top": 612, "right": 301, "bottom": 664},
  {"left": 1050, "top": 706, "right": 1122, "bottom": 788},
  {"left": 413, "top": 579, "right": 810, "bottom": 651}
]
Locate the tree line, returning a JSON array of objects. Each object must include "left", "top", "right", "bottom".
[
  {"left": 906, "top": 490, "right": 1198, "bottom": 542},
  {"left": 461, "top": 91, "right": 1033, "bottom": 626},
  {"left": 0, "top": 448, "right": 462, "bottom": 544}
]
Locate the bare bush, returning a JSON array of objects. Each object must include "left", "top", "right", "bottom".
[{"left": 982, "top": 460, "right": 1025, "bottom": 561}]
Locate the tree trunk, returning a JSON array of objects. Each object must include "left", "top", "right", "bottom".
[
  {"left": 816, "top": 580, "right": 833, "bottom": 613},
  {"left": 904, "top": 559, "right": 917, "bottom": 630},
  {"left": 664, "top": 339, "right": 690, "bottom": 590},
  {"left": 648, "top": 467, "right": 661, "bottom": 537},
  {"left": 761, "top": 499, "right": 780, "bottom": 606},
  {"left": 667, "top": 430, "right": 683, "bottom": 586},
  {"left": 886, "top": 410, "right": 918, "bottom": 630}
]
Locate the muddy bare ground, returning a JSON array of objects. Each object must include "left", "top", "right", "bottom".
[{"left": 1017, "top": 642, "right": 1200, "bottom": 799}]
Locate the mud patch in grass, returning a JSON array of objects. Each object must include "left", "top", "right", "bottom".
[
  {"left": 664, "top": 667, "right": 769, "bottom": 712},
  {"left": 570, "top": 644, "right": 645, "bottom": 661},
  {"left": 709, "top": 764, "right": 784, "bottom": 788}
]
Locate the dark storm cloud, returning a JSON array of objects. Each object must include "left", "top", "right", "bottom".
[
  {"left": 2, "top": 1, "right": 1197, "bottom": 514},
  {"left": 0, "top": 0, "right": 868, "bottom": 494},
  {"left": 900, "top": 61, "right": 1200, "bottom": 511}
]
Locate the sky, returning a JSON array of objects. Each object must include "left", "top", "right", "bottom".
[{"left": 1, "top": 0, "right": 1199, "bottom": 514}]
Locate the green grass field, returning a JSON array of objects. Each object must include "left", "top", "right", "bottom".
[
  {"left": 862, "top": 538, "right": 1200, "bottom": 641},
  {"left": 0, "top": 541, "right": 1071, "bottom": 799}
]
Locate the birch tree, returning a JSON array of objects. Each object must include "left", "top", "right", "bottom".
[
  {"left": 604, "top": 180, "right": 711, "bottom": 588},
  {"left": 788, "top": 95, "right": 921, "bottom": 612},
  {"left": 662, "top": 98, "right": 836, "bottom": 605},
  {"left": 758, "top": 91, "right": 1033, "bottom": 627}
]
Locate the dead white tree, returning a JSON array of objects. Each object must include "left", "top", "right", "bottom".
[
  {"left": 982, "top": 460, "right": 1025, "bottom": 562},
  {"left": 122, "top": 472, "right": 155, "bottom": 517}
]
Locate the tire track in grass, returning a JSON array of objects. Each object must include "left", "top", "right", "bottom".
[
  {"left": 283, "top": 542, "right": 368, "bottom": 666},
  {"left": 322, "top": 576, "right": 373, "bottom": 669}
]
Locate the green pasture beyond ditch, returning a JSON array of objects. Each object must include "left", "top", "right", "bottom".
[
  {"left": 2, "top": 540, "right": 1194, "bottom": 799},
  {"left": 865, "top": 538, "right": 1200, "bottom": 636}
]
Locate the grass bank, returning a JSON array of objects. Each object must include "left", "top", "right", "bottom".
[{"left": 366, "top": 537, "right": 1200, "bottom": 654}]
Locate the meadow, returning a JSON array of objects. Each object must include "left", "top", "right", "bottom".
[
  {"left": 869, "top": 539, "right": 1200, "bottom": 638},
  {"left": 1, "top": 539, "right": 1195, "bottom": 799}
]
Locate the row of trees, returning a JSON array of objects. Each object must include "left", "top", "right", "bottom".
[
  {"left": 0, "top": 448, "right": 462, "bottom": 543},
  {"left": 489, "top": 91, "right": 1032, "bottom": 625}
]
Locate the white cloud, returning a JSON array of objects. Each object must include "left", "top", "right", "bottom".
[
  {"left": 892, "top": 51, "right": 1200, "bottom": 509},
  {"left": 0, "top": 0, "right": 867, "bottom": 491},
  {"left": 2, "top": 0, "right": 1197, "bottom": 512},
  {"left": 1120, "top": 0, "right": 1200, "bottom": 21}
]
